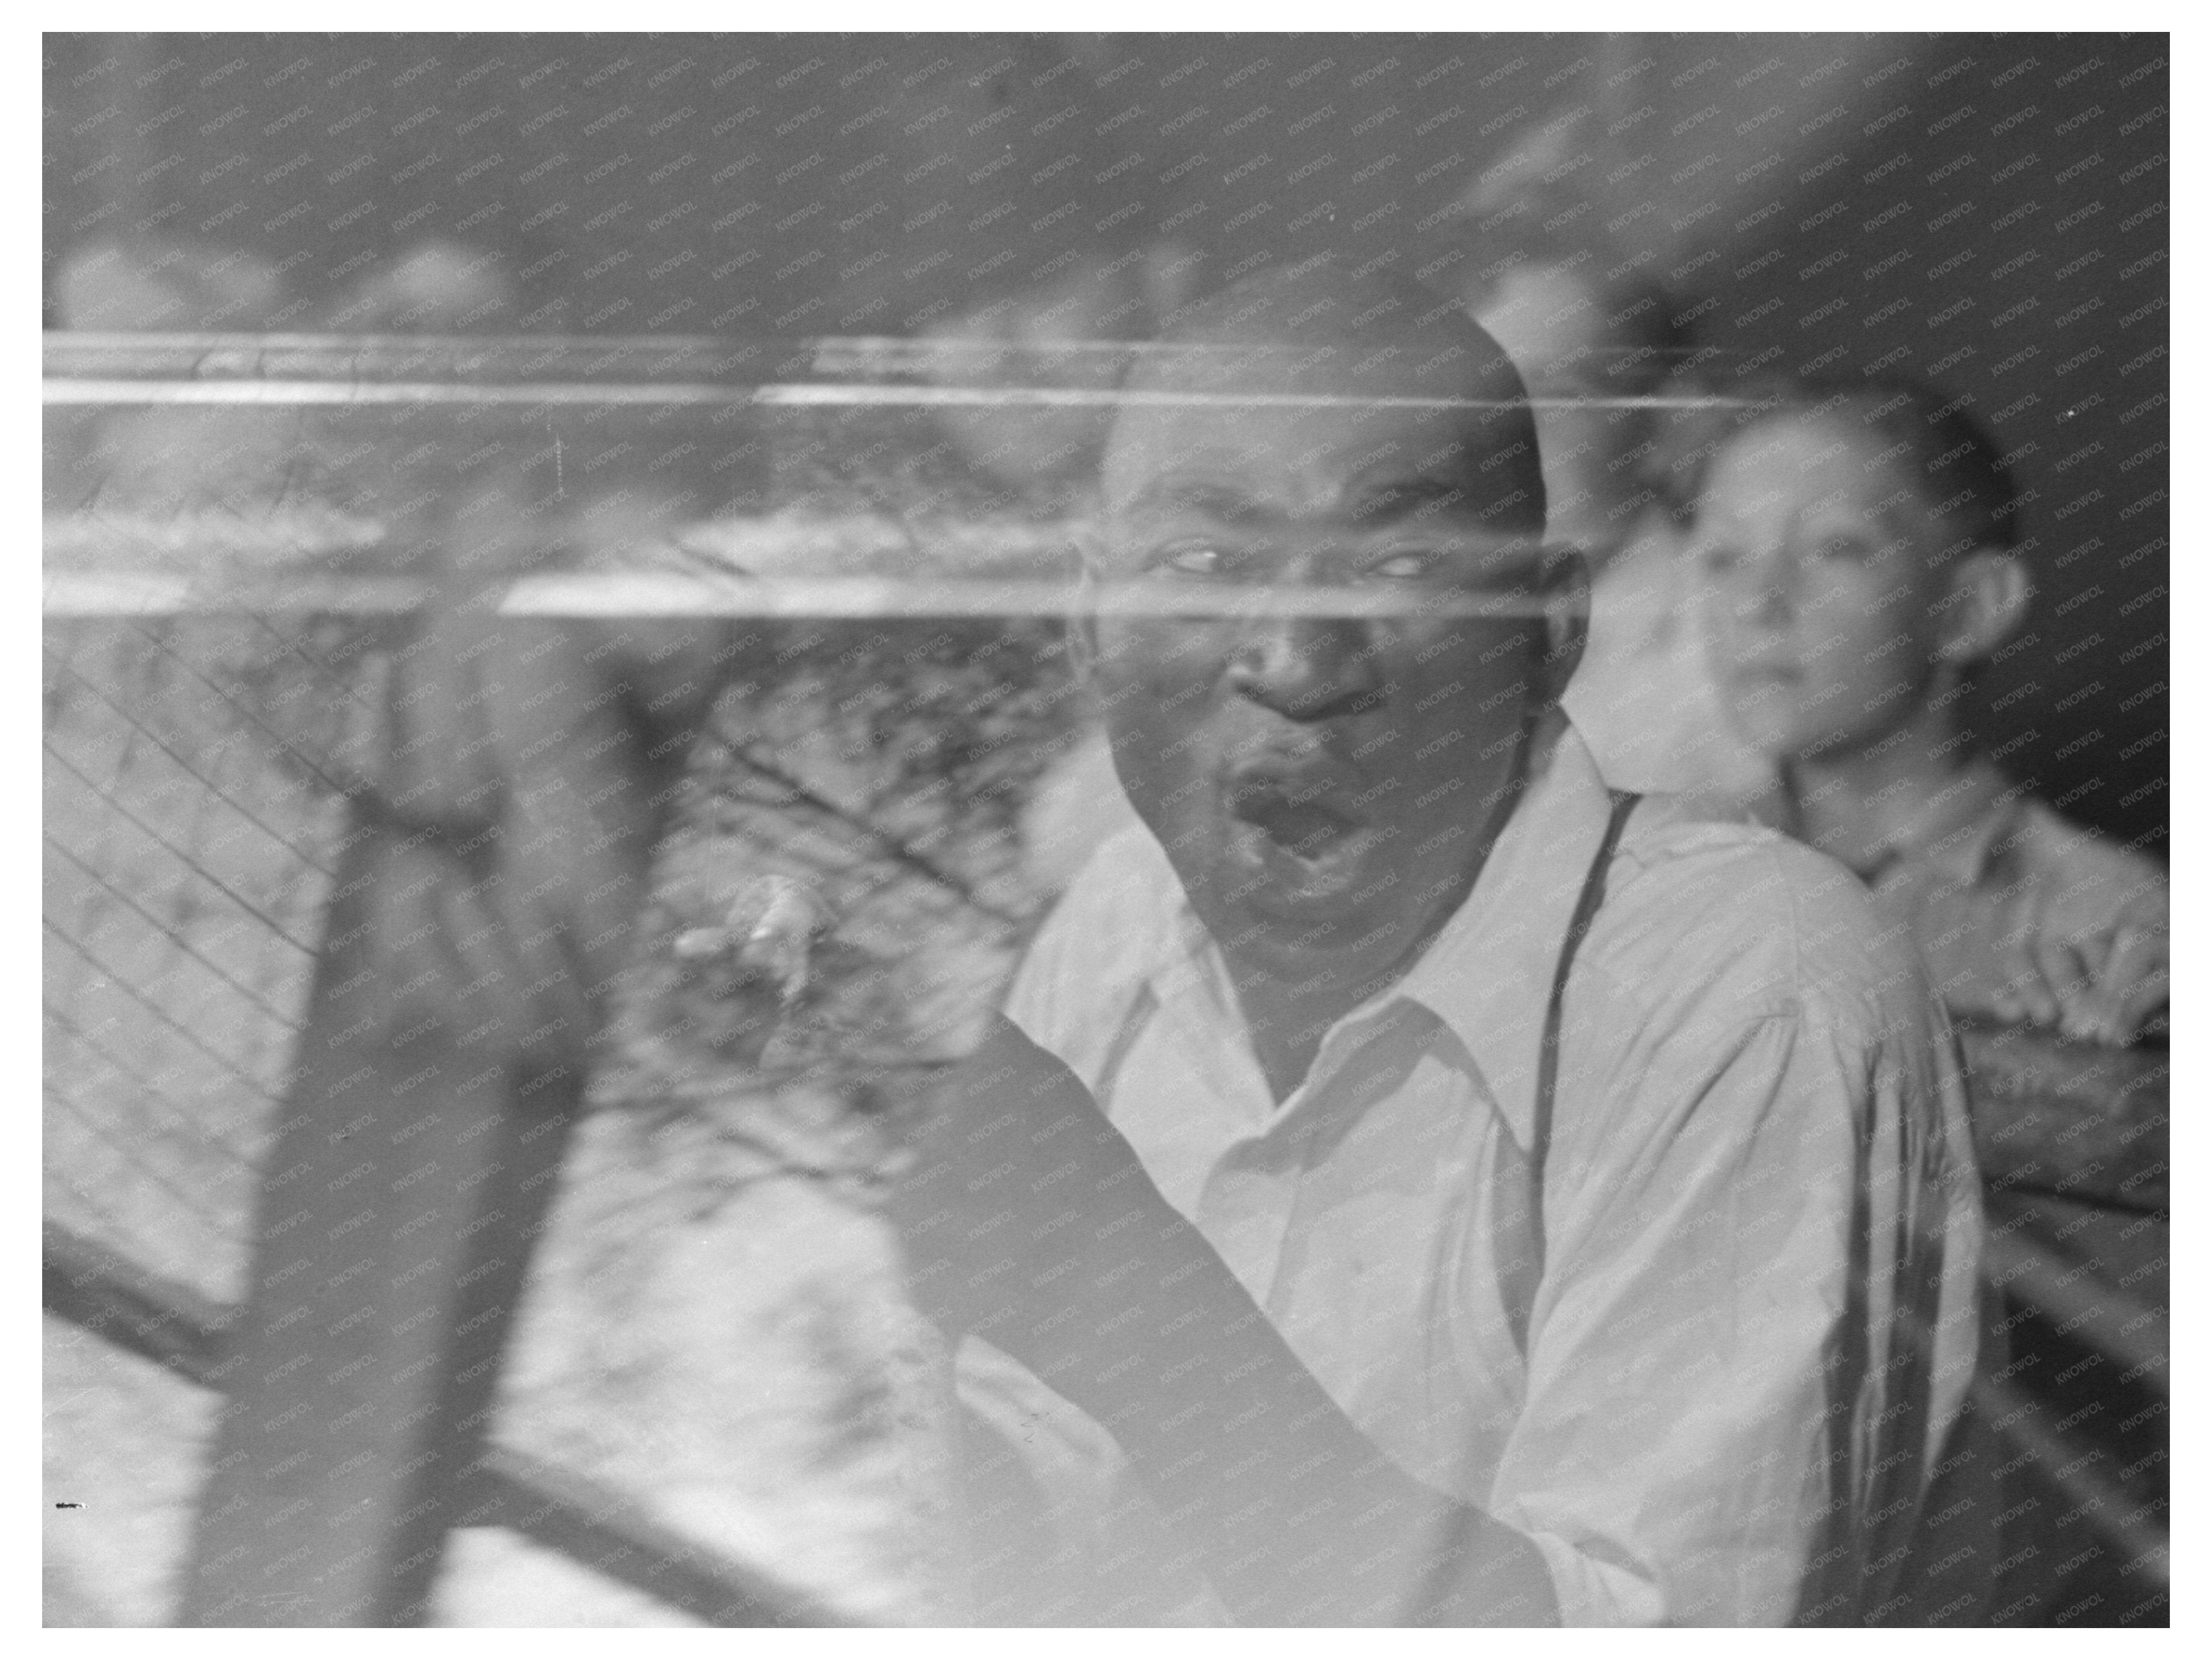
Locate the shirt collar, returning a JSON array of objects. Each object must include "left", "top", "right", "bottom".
[
  {"left": 1393, "top": 713, "right": 1621, "bottom": 1151},
  {"left": 1854, "top": 760, "right": 2024, "bottom": 888},
  {"left": 1123, "top": 712, "right": 1622, "bottom": 1152}
]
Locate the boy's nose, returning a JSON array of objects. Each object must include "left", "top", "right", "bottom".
[
  {"left": 1732, "top": 549, "right": 1797, "bottom": 626},
  {"left": 1225, "top": 615, "right": 1382, "bottom": 721},
  {"left": 1746, "top": 580, "right": 1795, "bottom": 628}
]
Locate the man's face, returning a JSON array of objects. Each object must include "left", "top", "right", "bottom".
[{"left": 1090, "top": 382, "right": 1555, "bottom": 989}]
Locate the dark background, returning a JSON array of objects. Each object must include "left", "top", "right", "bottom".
[{"left": 44, "top": 32, "right": 2168, "bottom": 851}]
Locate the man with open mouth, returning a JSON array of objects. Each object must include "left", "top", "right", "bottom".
[{"left": 886, "top": 258, "right": 1995, "bottom": 1627}]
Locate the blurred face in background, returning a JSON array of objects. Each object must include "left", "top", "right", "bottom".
[
  {"left": 1089, "top": 338, "right": 1559, "bottom": 990},
  {"left": 1696, "top": 411, "right": 1960, "bottom": 764},
  {"left": 1469, "top": 260, "right": 1669, "bottom": 561}
]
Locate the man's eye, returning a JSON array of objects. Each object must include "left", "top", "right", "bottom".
[
  {"left": 1365, "top": 549, "right": 1439, "bottom": 581},
  {"left": 1160, "top": 543, "right": 1233, "bottom": 577}
]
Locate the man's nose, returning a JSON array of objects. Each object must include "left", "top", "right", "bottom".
[{"left": 1225, "top": 616, "right": 1382, "bottom": 721}]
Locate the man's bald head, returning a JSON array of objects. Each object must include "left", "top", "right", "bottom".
[{"left": 1101, "top": 258, "right": 1547, "bottom": 534}]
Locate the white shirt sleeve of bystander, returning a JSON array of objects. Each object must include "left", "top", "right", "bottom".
[{"left": 1484, "top": 852, "right": 1984, "bottom": 1626}]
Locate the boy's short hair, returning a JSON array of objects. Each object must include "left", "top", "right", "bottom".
[{"left": 1656, "top": 374, "right": 2024, "bottom": 557}]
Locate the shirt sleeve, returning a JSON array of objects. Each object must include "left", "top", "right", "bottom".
[
  {"left": 1483, "top": 935, "right": 1983, "bottom": 1626},
  {"left": 1002, "top": 824, "right": 1169, "bottom": 1083}
]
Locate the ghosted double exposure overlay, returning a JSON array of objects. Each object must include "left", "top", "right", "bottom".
[{"left": 43, "top": 32, "right": 2165, "bottom": 1629}]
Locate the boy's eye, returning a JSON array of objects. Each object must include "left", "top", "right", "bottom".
[
  {"left": 1814, "top": 534, "right": 1877, "bottom": 564},
  {"left": 1703, "top": 542, "right": 1745, "bottom": 573}
]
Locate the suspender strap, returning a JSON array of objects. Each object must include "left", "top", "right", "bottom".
[
  {"left": 1504, "top": 787, "right": 1640, "bottom": 1357},
  {"left": 1091, "top": 983, "right": 1158, "bottom": 1108}
]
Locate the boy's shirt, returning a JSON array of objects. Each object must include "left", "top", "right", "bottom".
[
  {"left": 1845, "top": 760, "right": 2167, "bottom": 1032},
  {"left": 1563, "top": 544, "right": 2168, "bottom": 1046},
  {"left": 960, "top": 720, "right": 1990, "bottom": 1625}
]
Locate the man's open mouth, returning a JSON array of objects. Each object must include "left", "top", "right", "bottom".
[
  {"left": 1232, "top": 788, "right": 1366, "bottom": 861},
  {"left": 1220, "top": 773, "right": 1393, "bottom": 919}
]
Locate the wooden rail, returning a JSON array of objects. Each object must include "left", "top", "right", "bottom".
[
  {"left": 51, "top": 1200, "right": 2170, "bottom": 1617},
  {"left": 42, "top": 1221, "right": 862, "bottom": 1628}
]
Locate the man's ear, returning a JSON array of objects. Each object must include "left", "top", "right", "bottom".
[
  {"left": 1538, "top": 544, "right": 1591, "bottom": 701},
  {"left": 1064, "top": 528, "right": 1105, "bottom": 683},
  {"left": 1937, "top": 548, "right": 2033, "bottom": 668}
]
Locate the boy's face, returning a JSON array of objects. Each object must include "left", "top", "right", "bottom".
[
  {"left": 1088, "top": 376, "right": 1555, "bottom": 988},
  {"left": 1695, "top": 413, "right": 1955, "bottom": 762}
]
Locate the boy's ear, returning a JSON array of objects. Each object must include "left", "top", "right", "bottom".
[
  {"left": 1538, "top": 544, "right": 1591, "bottom": 701},
  {"left": 1937, "top": 548, "right": 2034, "bottom": 668}
]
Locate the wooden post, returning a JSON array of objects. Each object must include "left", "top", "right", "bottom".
[
  {"left": 172, "top": 467, "right": 735, "bottom": 1624},
  {"left": 176, "top": 822, "right": 585, "bottom": 1626}
]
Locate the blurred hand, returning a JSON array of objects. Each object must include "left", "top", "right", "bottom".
[
  {"left": 326, "top": 471, "right": 732, "bottom": 1076},
  {"left": 1936, "top": 857, "right": 2169, "bottom": 1047},
  {"left": 663, "top": 875, "right": 838, "bottom": 1070},
  {"left": 1983, "top": 882, "right": 2169, "bottom": 1047},
  {"left": 879, "top": 1014, "right": 1145, "bottom": 1364},
  {"left": 672, "top": 875, "right": 836, "bottom": 1007}
]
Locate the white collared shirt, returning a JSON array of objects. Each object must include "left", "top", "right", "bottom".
[{"left": 963, "top": 721, "right": 1988, "bottom": 1626}]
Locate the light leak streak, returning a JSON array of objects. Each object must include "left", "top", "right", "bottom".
[
  {"left": 43, "top": 378, "right": 1741, "bottom": 412},
  {"left": 41, "top": 572, "right": 1566, "bottom": 621}
]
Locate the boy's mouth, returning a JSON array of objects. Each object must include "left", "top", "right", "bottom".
[{"left": 1728, "top": 657, "right": 1805, "bottom": 691}]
